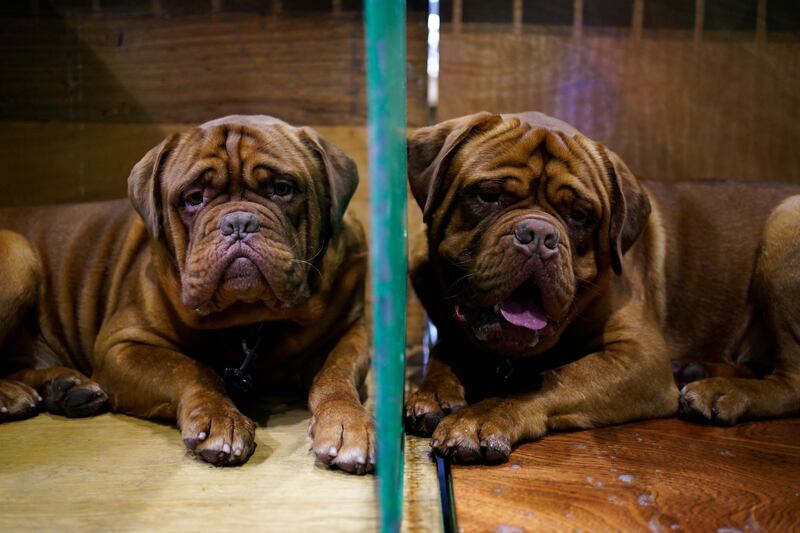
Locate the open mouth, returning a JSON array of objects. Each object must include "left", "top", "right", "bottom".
[
  {"left": 453, "top": 282, "right": 558, "bottom": 351},
  {"left": 497, "top": 283, "right": 550, "bottom": 332}
]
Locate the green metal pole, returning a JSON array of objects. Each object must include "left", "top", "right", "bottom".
[{"left": 365, "top": 1, "right": 408, "bottom": 532}]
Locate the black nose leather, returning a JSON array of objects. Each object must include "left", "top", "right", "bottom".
[
  {"left": 220, "top": 211, "right": 260, "bottom": 240},
  {"left": 513, "top": 218, "right": 559, "bottom": 258}
]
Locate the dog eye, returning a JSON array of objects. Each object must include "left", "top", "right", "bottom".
[
  {"left": 477, "top": 190, "right": 502, "bottom": 203},
  {"left": 569, "top": 206, "right": 592, "bottom": 224},
  {"left": 271, "top": 180, "right": 295, "bottom": 198},
  {"left": 183, "top": 191, "right": 204, "bottom": 207},
  {"left": 474, "top": 184, "right": 504, "bottom": 204}
]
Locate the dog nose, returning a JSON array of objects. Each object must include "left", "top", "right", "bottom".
[
  {"left": 513, "top": 218, "right": 559, "bottom": 259},
  {"left": 220, "top": 211, "right": 260, "bottom": 240}
]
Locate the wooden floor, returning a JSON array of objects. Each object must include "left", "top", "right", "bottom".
[
  {"left": 451, "top": 417, "right": 800, "bottom": 532},
  {"left": 0, "top": 404, "right": 379, "bottom": 532},
  {"left": 0, "top": 402, "right": 441, "bottom": 532}
]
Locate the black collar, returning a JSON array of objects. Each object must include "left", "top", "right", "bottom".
[{"left": 224, "top": 323, "right": 264, "bottom": 397}]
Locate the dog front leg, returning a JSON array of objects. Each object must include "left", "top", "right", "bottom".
[
  {"left": 405, "top": 340, "right": 468, "bottom": 436},
  {"left": 94, "top": 342, "right": 256, "bottom": 465},
  {"left": 431, "top": 334, "right": 679, "bottom": 463},
  {"left": 307, "top": 317, "right": 375, "bottom": 474}
]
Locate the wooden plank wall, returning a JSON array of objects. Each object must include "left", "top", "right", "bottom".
[
  {"left": 438, "top": 0, "right": 800, "bottom": 182},
  {"left": 0, "top": 0, "right": 429, "bottom": 207}
]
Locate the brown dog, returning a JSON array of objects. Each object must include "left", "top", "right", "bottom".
[
  {"left": 405, "top": 111, "right": 800, "bottom": 463},
  {"left": 0, "top": 115, "right": 374, "bottom": 472}
]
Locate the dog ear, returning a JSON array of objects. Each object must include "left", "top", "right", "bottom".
[
  {"left": 302, "top": 129, "right": 359, "bottom": 239},
  {"left": 408, "top": 112, "right": 502, "bottom": 222},
  {"left": 605, "top": 147, "right": 651, "bottom": 275},
  {"left": 128, "top": 133, "right": 181, "bottom": 240}
]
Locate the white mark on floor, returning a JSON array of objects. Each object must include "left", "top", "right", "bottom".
[
  {"left": 619, "top": 474, "right": 635, "bottom": 483},
  {"left": 720, "top": 450, "right": 735, "bottom": 458},
  {"left": 638, "top": 493, "right": 655, "bottom": 506},
  {"left": 586, "top": 476, "right": 604, "bottom": 488},
  {"left": 511, "top": 464, "right": 521, "bottom": 470},
  {"left": 495, "top": 525, "right": 523, "bottom": 533}
]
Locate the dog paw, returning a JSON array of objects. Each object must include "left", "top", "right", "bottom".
[
  {"left": 180, "top": 397, "right": 256, "bottom": 466},
  {"left": 309, "top": 401, "right": 375, "bottom": 475},
  {"left": 431, "top": 399, "right": 516, "bottom": 464},
  {"left": 43, "top": 372, "right": 108, "bottom": 418},
  {"left": 679, "top": 378, "right": 748, "bottom": 425},
  {"left": 0, "top": 379, "right": 41, "bottom": 422},
  {"left": 405, "top": 388, "right": 467, "bottom": 437}
]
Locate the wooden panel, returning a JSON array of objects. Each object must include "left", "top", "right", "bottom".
[
  {"left": 438, "top": 8, "right": 800, "bottom": 182},
  {"left": 0, "top": 4, "right": 428, "bottom": 126},
  {"left": 403, "top": 436, "right": 444, "bottom": 533},
  {"left": 452, "top": 418, "right": 800, "bottom": 532}
]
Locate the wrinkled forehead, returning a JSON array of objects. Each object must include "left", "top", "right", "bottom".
[
  {"left": 451, "top": 117, "right": 546, "bottom": 183},
  {"left": 451, "top": 114, "right": 606, "bottom": 199},
  {"left": 501, "top": 112, "right": 584, "bottom": 139},
  {"left": 165, "top": 119, "right": 319, "bottom": 186}
]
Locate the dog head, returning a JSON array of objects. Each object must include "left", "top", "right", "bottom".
[
  {"left": 408, "top": 111, "right": 650, "bottom": 356},
  {"left": 128, "top": 115, "right": 358, "bottom": 318}
]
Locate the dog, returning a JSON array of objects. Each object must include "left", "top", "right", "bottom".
[
  {"left": 404, "top": 111, "right": 800, "bottom": 463},
  {"left": 0, "top": 115, "right": 374, "bottom": 472}
]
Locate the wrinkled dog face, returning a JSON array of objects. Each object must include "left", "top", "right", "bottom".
[
  {"left": 409, "top": 112, "right": 650, "bottom": 356},
  {"left": 129, "top": 115, "right": 357, "bottom": 316}
]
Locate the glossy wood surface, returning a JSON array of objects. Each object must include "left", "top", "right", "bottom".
[{"left": 451, "top": 417, "right": 800, "bottom": 532}]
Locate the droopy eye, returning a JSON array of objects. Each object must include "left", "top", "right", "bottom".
[
  {"left": 270, "top": 179, "right": 295, "bottom": 199},
  {"left": 477, "top": 190, "right": 501, "bottom": 204},
  {"left": 184, "top": 190, "right": 204, "bottom": 207},
  {"left": 569, "top": 205, "right": 593, "bottom": 225},
  {"left": 474, "top": 183, "right": 503, "bottom": 204}
]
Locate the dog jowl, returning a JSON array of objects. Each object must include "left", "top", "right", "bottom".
[
  {"left": 0, "top": 115, "right": 374, "bottom": 472},
  {"left": 405, "top": 111, "right": 800, "bottom": 464}
]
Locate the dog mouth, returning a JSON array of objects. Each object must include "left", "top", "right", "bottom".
[
  {"left": 182, "top": 231, "right": 313, "bottom": 316},
  {"left": 219, "top": 256, "right": 268, "bottom": 294},
  {"left": 454, "top": 282, "right": 558, "bottom": 352},
  {"left": 498, "top": 283, "right": 551, "bottom": 331},
  {"left": 223, "top": 256, "right": 261, "bottom": 281}
]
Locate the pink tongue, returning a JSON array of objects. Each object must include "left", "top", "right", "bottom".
[{"left": 500, "top": 298, "right": 548, "bottom": 331}]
